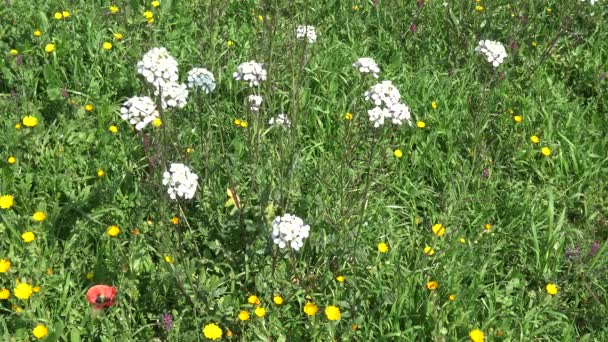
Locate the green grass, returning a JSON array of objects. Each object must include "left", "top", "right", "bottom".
[{"left": 1, "top": 0, "right": 607, "bottom": 340}]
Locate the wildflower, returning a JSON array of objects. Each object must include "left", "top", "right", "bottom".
[
  {"left": 541, "top": 147, "right": 551, "bottom": 156},
  {"left": 62, "top": 11, "right": 70, "bottom": 18},
  {"left": 364, "top": 81, "right": 412, "bottom": 127},
  {"left": 303, "top": 302, "right": 318, "bottom": 316},
  {"left": 226, "top": 40, "right": 235, "bottom": 47},
  {"left": 33, "top": 286, "right": 41, "bottom": 293},
  {"left": 114, "top": 33, "right": 124, "bottom": 40},
  {"left": 34, "top": 30, "right": 42, "bottom": 37},
  {"left": 23, "top": 115, "right": 39, "bottom": 127},
  {"left": 108, "top": 125, "right": 118, "bottom": 134},
  {"left": 0, "top": 195, "right": 14, "bottom": 209},
  {"left": 226, "top": 330, "right": 233, "bottom": 337},
  {"left": 546, "top": 283, "right": 558, "bottom": 295},
  {"left": 417, "top": 121, "right": 426, "bottom": 128},
  {"left": 110, "top": 5, "right": 119, "bottom": 13},
  {"left": 54, "top": 12, "right": 63, "bottom": 20},
  {"left": 84, "top": 104, "right": 94, "bottom": 112},
  {"left": 156, "top": 82, "right": 189, "bottom": 109},
  {"left": 449, "top": 294, "right": 456, "bottom": 301},
  {"left": 86, "top": 272, "right": 94, "bottom": 280},
  {"left": 431, "top": 101, "right": 438, "bottom": 109},
  {"left": 257, "top": 15, "right": 264, "bottom": 21},
  {"left": 423, "top": 246, "right": 435, "bottom": 256},
  {"left": 107, "top": 225, "right": 120, "bottom": 237},
  {"left": 164, "top": 255, "right": 174, "bottom": 264},
  {"left": 46, "top": 268, "right": 52, "bottom": 275},
  {"left": 143, "top": 11, "right": 154, "bottom": 21},
  {"left": 268, "top": 114, "right": 291, "bottom": 128},
  {"left": 353, "top": 5, "right": 360, "bottom": 11},
  {"left": 352, "top": 324, "right": 359, "bottom": 330},
  {"left": 336, "top": 275, "right": 345, "bottom": 283},
  {"left": 32, "top": 324, "right": 48, "bottom": 339},
  {"left": 171, "top": 216, "right": 180, "bottom": 225},
  {"left": 153, "top": 118, "right": 162, "bottom": 127},
  {"left": 248, "top": 95, "right": 263, "bottom": 113},
  {"left": 202, "top": 323, "right": 222, "bottom": 340},
  {"left": 15, "top": 123, "right": 22, "bottom": 129},
  {"left": 45, "top": 44, "right": 56, "bottom": 53},
  {"left": 10, "top": 49, "right": 18, "bottom": 55},
  {"left": 162, "top": 163, "right": 199, "bottom": 200},
  {"left": 476, "top": 40, "right": 508, "bottom": 67},
  {"left": 160, "top": 313, "right": 173, "bottom": 331},
  {"left": 22, "top": 231, "right": 36, "bottom": 243},
  {"left": 475, "top": 5, "right": 484, "bottom": 12},
  {"left": 238, "top": 310, "right": 250, "bottom": 321},
  {"left": 532, "top": 41, "right": 538, "bottom": 48},
  {"left": 151, "top": 0, "right": 160, "bottom": 7},
  {"left": 271, "top": 214, "right": 310, "bottom": 251},
  {"left": 103, "top": 42, "right": 113, "bottom": 50},
  {"left": 254, "top": 306, "right": 266, "bottom": 317},
  {"left": 86, "top": 284, "right": 117, "bottom": 309},
  {"left": 589, "top": 241, "right": 600, "bottom": 257},
  {"left": 469, "top": 329, "right": 485, "bottom": 342},
  {"left": 427, "top": 281, "right": 439, "bottom": 290},
  {"left": 121, "top": 96, "right": 159, "bottom": 131},
  {"left": 530, "top": 135, "right": 540, "bottom": 143},
  {"left": 546, "top": 8, "right": 552, "bottom": 14},
  {"left": 0, "top": 259, "right": 10, "bottom": 272},
  {"left": 432, "top": 223, "right": 446, "bottom": 237},
  {"left": 295, "top": 25, "right": 317, "bottom": 43},
  {"left": 0, "top": 289, "right": 9, "bottom": 299},
  {"left": 248, "top": 295, "right": 261, "bottom": 305},
  {"left": 344, "top": 112, "right": 353, "bottom": 120},
  {"left": 353, "top": 57, "right": 380, "bottom": 78},
  {"left": 325, "top": 305, "right": 341, "bottom": 321},
  {"left": 394, "top": 149, "right": 403, "bottom": 158},
  {"left": 137, "top": 47, "right": 179, "bottom": 91},
  {"left": 187, "top": 68, "right": 216, "bottom": 93},
  {"left": 233, "top": 61, "right": 267, "bottom": 87},
  {"left": 33, "top": 211, "right": 46, "bottom": 222},
  {"left": 12, "top": 304, "right": 23, "bottom": 313},
  {"left": 14, "top": 282, "right": 33, "bottom": 300},
  {"left": 378, "top": 242, "right": 389, "bottom": 253},
  {"left": 273, "top": 295, "right": 284, "bottom": 305},
  {"left": 132, "top": 227, "right": 140, "bottom": 236},
  {"left": 97, "top": 169, "right": 105, "bottom": 177},
  {"left": 514, "top": 115, "right": 522, "bottom": 123},
  {"left": 459, "top": 238, "right": 466, "bottom": 243}
]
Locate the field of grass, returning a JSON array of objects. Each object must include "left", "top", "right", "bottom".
[{"left": 1, "top": 0, "right": 607, "bottom": 341}]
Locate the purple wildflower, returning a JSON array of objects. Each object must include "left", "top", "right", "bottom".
[
  {"left": 589, "top": 241, "right": 600, "bottom": 257},
  {"left": 160, "top": 313, "right": 173, "bottom": 331}
]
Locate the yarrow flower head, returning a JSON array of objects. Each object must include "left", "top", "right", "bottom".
[
  {"left": 120, "top": 96, "right": 159, "bottom": 131},
  {"left": 475, "top": 40, "right": 508, "bottom": 67},
  {"left": 154, "top": 82, "right": 189, "bottom": 109},
  {"left": 137, "top": 47, "right": 179, "bottom": 91},
  {"left": 268, "top": 114, "right": 291, "bottom": 128},
  {"left": 353, "top": 57, "right": 380, "bottom": 78},
  {"left": 233, "top": 61, "right": 267, "bottom": 87},
  {"left": 364, "top": 81, "right": 411, "bottom": 127},
  {"left": 365, "top": 81, "right": 401, "bottom": 107},
  {"left": 295, "top": 25, "right": 317, "bottom": 43},
  {"left": 162, "top": 163, "right": 199, "bottom": 200},
  {"left": 248, "top": 95, "right": 263, "bottom": 113},
  {"left": 272, "top": 214, "right": 310, "bottom": 251},
  {"left": 187, "top": 68, "right": 216, "bottom": 93}
]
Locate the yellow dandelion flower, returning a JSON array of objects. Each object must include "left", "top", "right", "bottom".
[
  {"left": 484, "top": 223, "right": 492, "bottom": 231},
  {"left": 202, "top": 323, "right": 222, "bottom": 340},
  {"left": 45, "top": 43, "right": 55, "bottom": 53},
  {"left": 97, "top": 169, "right": 105, "bottom": 177},
  {"left": 0, "top": 288, "right": 9, "bottom": 299},
  {"left": 34, "top": 30, "right": 42, "bottom": 37},
  {"left": 247, "top": 295, "right": 261, "bottom": 305},
  {"left": 469, "top": 329, "right": 484, "bottom": 342},
  {"left": 303, "top": 302, "right": 318, "bottom": 316},
  {"left": 33, "top": 211, "right": 46, "bottom": 222},
  {"left": 152, "top": 118, "right": 162, "bottom": 127},
  {"left": 532, "top": 41, "right": 538, "bottom": 47},
  {"left": 431, "top": 101, "right": 438, "bottom": 109},
  {"left": 344, "top": 112, "right": 353, "bottom": 120},
  {"left": 107, "top": 225, "right": 120, "bottom": 237},
  {"left": 513, "top": 115, "right": 522, "bottom": 123},
  {"left": 164, "top": 255, "right": 174, "bottom": 264},
  {"left": 171, "top": 216, "right": 180, "bottom": 225},
  {"left": 377, "top": 242, "right": 389, "bottom": 253},
  {"left": 530, "top": 135, "right": 540, "bottom": 143},
  {"left": 143, "top": 11, "right": 153, "bottom": 19},
  {"left": 22, "top": 231, "right": 36, "bottom": 243},
  {"left": 336, "top": 275, "right": 345, "bottom": 283},
  {"left": 475, "top": 5, "right": 484, "bottom": 12},
  {"left": 417, "top": 121, "right": 426, "bottom": 128},
  {"left": 394, "top": 149, "right": 403, "bottom": 158},
  {"left": 240, "top": 121, "right": 248, "bottom": 128},
  {"left": 23, "top": 115, "right": 39, "bottom": 127},
  {"left": 273, "top": 295, "right": 284, "bottom": 305},
  {"left": 0, "top": 259, "right": 11, "bottom": 273},
  {"left": 85, "top": 104, "right": 94, "bottom": 112},
  {"left": 423, "top": 245, "right": 435, "bottom": 256},
  {"left": 33, "top": 286, "right": 41, "bottom": 293},
  {"left": 427, "top": 281, "right": 439, "bottom": 290},
  {"left": 238, "top": 310, "right": 250, "bottom": 321},
  {"left": 325, "top": 305, "right": 341, "bottom": 321},
  {"left": 7, "top": 156, "right": 16, "bottom": 164},
  {"left": 62, "top": 11, "right": 70, "bottom": 18},
  {"left": 86, "top": 272, "right": 94, "bottom": 280},
  {"left": 226, "top": 40, "right": 235, "bottom": 47},
  {"left": 151, "top": 1, "right": 160, "bottom": 7},
  {"left": 254, "top": 306, "right": 266, "bottom": 317},
  {"left": 449, "top": 294, "right": 456, "bottom": 301},
  {"left": 0, "top": 195, "right": 14, "bottom": 209},
  {"left": 54, "top": 12, "right": 63, "bottom": 20},
  {"left": 10, "top": 49, "right": 18, "bottom": 55},
  {"left": 33, "top": 324, "right": 48, "bottom": 339},
  {"left": 114, "top": 33, "right": 124, "bottom": 40},
  {"left": 110, "top": 5, "right": 119, "bottom": 13},
  {"left": 103, "top": 42, "right": 113, "bottom": 50},
  {"left": 132, "top": 227, "right": 140, "bottom": 236},
  {"left": 109, "top": 125, "right": 118, "bottom": 134},
  {"left": 546, "top": 283, "right": 558, "bottom": 295},
  {"left": 432, "top": 223, "right": 446, "bottom": 237},
  {"left": 459, "top": 237, "right": 466, "bottom": 243},
  {"left": 541, "top": 147, "right": 551, "bottom": 156},
  {"left": 353, "top": 5, "right": 360, "bottom": 11},
  {"left": 15, "top": 123, "right": 22, "bottom": 129},
  {"left": 14, "top": 282, "right": 33, "bottom": 300}
]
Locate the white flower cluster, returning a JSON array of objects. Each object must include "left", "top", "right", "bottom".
[
  {"left": 475, "top": 40, "right": 508, "bottom": 67},
  {"left": 137, "top": 47, "right": 179, "bottom": 90},
  {"left": 155, "top": 82, "right": 189, "bottom": 109},
  {"left": 268, "top": 113, "right": 291, "bottom": 128},
  {"left": 187, "top": 68, "right": 216, "bottom": 93},
  {"left": 162, "top": 163, "right": 199, "bottom": 200},
  {"left": 353, "top": 57, "right": 380, "bottom": 78},
  {"left": 233, "top": 61, "right": 267, "bottom": 87},
  {"left": 295, "top": 25, "right": 317, "bottom": 43},
  {"left": 248, "top": 95, "right": 263, "bottom": 113},
  {"left": 364, "top": 81, "right": 412, "bottom": 127},
  {"left": 271, "top": 214, "right": 310, "bottom": 251},
  {"left": 120, "top": 96, "right": 159, "bottom": 131}
]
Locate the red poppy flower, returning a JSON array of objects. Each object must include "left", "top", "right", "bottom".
[{"left": 86, "top": 285, "right": 117, "bottom": 309}]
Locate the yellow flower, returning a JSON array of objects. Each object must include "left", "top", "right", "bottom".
[
  {"left": 97, "top": 169, "right": 105, "bottom": 177},
  {"left": 14, "top": 282, "right": 33, "bottom": 300},
  {"left": 109, "top": 125, "right": 118, "bottom": 134},
  {"left": 46, "top": 268, "right": 53, "bottom": 275},
  {"left": 459, "top": 237, "right": 466, "bottom": 243},
  {"left": 541, "top": 147, "right": 551, "bottom": 156},
  {"left": 186, "top": 147, "right": 193, "bottom": 154},
  {"left": 7, "top": 156, "right": 16, "bottom": 164},
  {"left": 132, "top": 227, "right": 140, "bottom": 236},
  {"left": 45, "top": 43, "right": 55, "bottom": 53},
  {"left": 226, "top": 40, "right": 235, "bottom": 47},
  {"left": 0, "top": 195, "right": 14, "bottom": 209},
  {"left": 248, "top": 295, "right": 261, "bottom": 305},
  {"left": 449, "top": 294, "right": 456, "bottom": 301},
  {"left": 469, "top": 329, "right": 485, "bottom": 342},
  {"left": 114, "top": 33, "right": 124, "bottom": 40},
  {"left": 546, "top": 8, "right": 552, "bottom": 14},
  {"left": 377, "top": 242, "right": 389, "bottom": 253},
  {"left": 513, "top": 115, "right": 522, "bottom": 123},
  {"left": 303, "top": 302, "right": 318, "bottom": 316},
  {"left": 532, "top": 41, "right": 538, "bottom": 47},
  {"left": 0, "top": 288, "right": 9, "bottom": 299},
  {"left": 12, "top": 304, "right": 23, "bottom": 313},
  {"left": 151, "top": 0, "right": 160, "bottom": 7},
  {"left": 33, "top": 286, "right": 41, "bottom": 293},
  {"left": 234, "top": 119, "right": 242, "bottom": 126},
  {"left": 254, "top": 306, "right": 266, "bottom": 317},
  {"left": 164, "top": 255, "right": 174, "bottom": 264},
  {"left": 62, "top": 11, "right": 70, "bottom": 18},
  {"left": 171, "top": 216, "right": 180, "bottom": 225},
  {"left": 240, "top": 121, "right": 248, "bottom": 128},
  {"left": 417, "top": 121, "right": 426, "bottom": 128},
  {"left": 431, "top": 101, "right": 438, "bottom": 109},
  {"left": 484, "top": 223, "right": 492, "bottom": 231},
  {"left": 475, "top": 5, "right": 484, "bottom": 12},
  {"left": 33, "top": 211, "right": 46, "bottom": 222},
  {"left": 10, "top": 49, "right": 18, "bottom": 55},
  {"left": 257, "top": 15, "right": 264, "bottom": 22},
  {"left": 432, "top": 223, "right": 446, "bottom": 237},
  {"left": 546, "top": 283, "right": 558, "bottom": 295},
  {"left": 152, "top": 118, "right": 162, "bottom": 127},
  {"left": 394, "top": 149, "right": 403, "bottom": 158},
  {"left": 23, "top": 115, "right": 39, "bottom": 127},
  {"left": 352, "top": 5, "right": 360, "bottom": 11},
  {"left": 110, "top": 5, "right": 119, "bottom": 13},
  {"left": 273, "top": 295, "right": 284, "bottom": 305},
  {"left": 344, "top": 112, "right": 353, "bottom": 120},
  {"left": 0, "top": 259, "right": 11, "bottom": 273},
  {"left": 34, "top": 30, "right": 42, "bottom": 37},
  {"left": 86, "top": 272, "right": 94, "bottom": 280},
  {"left": 15, "top": 123, "right": 22, "bottom": 129},
  {"left": 22, "top": 232, "right": 36, "bottom": 243},
  {"left": 530, "top": 135, "right": 540, "bottom": 144},
  {"left": 54, "top": 12, "right": 63, "bottom": 20},
  {"left": 336, "top": 275, "right": 345, "bottom": 283},
  {"left": 238, "top": 310, "right": 250, "bottom": 321},
  {"left": 107, "top": 225, "right": 120, "bottom": 237},
  {"left": 423, "top": 245, "right": 435, "bottom": 256},
  {"left": 202, "top": 323, "right": 222, "bottom": 340},
  {"left": 103, "top": 42, "right": 113, "bottom": 50},
  {"left": 426, "top": 281, "right": 439, "bottom": 290},
  {"left": 85, "top": 104, "right": 94, "bottom": 112},
  {"left": 325, "top": 305, "right": 341, "bottom": 321},
  {"left": 33, "top": 324, "right": 48, "bottom": 339},
  {"left": 143, "top": 11, "right": 154, "bottom": 19}
]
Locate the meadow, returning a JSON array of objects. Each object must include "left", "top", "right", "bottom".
[{"left": 1, "top": 0, "right": 607, "bottom": 341}]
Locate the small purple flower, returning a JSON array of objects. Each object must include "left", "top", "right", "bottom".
[
  {"left": 160, "top": 313, "right": 173, "bottom": 331},
  {"left": 510, "top": 41, "right": 519, "bottom": 51},
  {"left": 15, "top": 55, "right": 23, "bottom": 66},
  {"left": 481, "top": 168, "right": 489, "bottom": 179},
  {"left": 589, "top": 241, "right": 600, "bottom": 257},
  {"left": 61, "top": 87, "right": 69, "bottom": 99},
  {"left": 416, "top": 0, "right": 423, "bottom": 9},
  {"left": 410, "top": 23, "right": 417, "bottom": 33}
]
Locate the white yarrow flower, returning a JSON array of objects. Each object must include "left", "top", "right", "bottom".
[
  {"left": 187, "top": 68, "right": 216, "bottom": 93},
  {"left": 295, "top": 25, "right": 317, "bottom": 43},
  {"left": 364, "top": 80, "right": 401, "bottom": 107},
  {"left": 155, "top": 82, "right": 189, "bottom": 109},
  {"left": 268, "top": 113, "right": 291, "bottom": 128},
  {"left": 475, "top": 40, "right": 508, "bottom": 68},
  {"left": 353, "top": 57, "right": 380, "bottom": 78},
  {"left": 247, "top": 95, "right": 263, "bottom": 113},
  {"left": 233, "top": 61, "right": 267, "bottom": 87},
  {"left": 137, "top": 47, "right": 179, "bottom": 91},
  {"left": 364, "top": 81, "right": 412, "bottom": 127},
  {"left": 162, "top": 163, "right": 199, "bottom": 200},
  {"left": 120, "top": 96, "right": 159, "bottom": 131},
  {"left": 387, "top": 102, "right": 412, "bottom": 126},
  {"left": 272, "top": 214, "right": 310, "bottom": 251}
]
